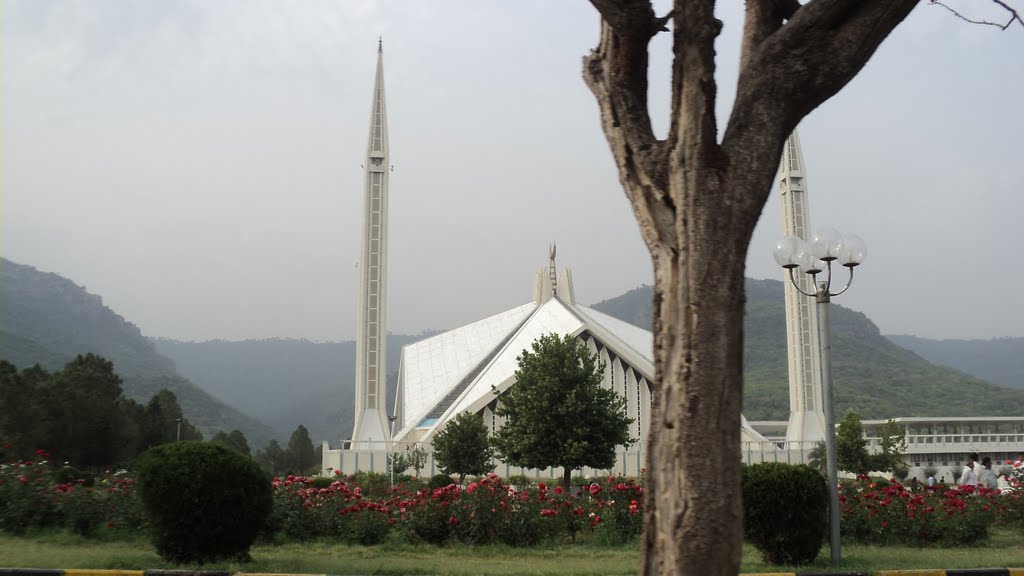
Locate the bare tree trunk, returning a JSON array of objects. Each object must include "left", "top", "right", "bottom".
[
  {"left": 563, "top": 466, "right": 573, "bottom": 491},
  {"left": 583, "top": 1, "right": 918, "bottom": 574},
  {"left": 642, "top": 224, "right": 748, "bottom": 575}
]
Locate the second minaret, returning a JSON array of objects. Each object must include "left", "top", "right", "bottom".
[
  {"left": 351, "top": 40, "right": 390, "bottom": 447},
  {"left": 778, "top": 130, "right": 826, "bottom": 445}
]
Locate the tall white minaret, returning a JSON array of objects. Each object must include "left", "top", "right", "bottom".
[
  {"left": 351, "top": 39, "right": 390, "bottom": 447},
  {"left": 778, "top": 130, "right": 825, "bottom": 445}
]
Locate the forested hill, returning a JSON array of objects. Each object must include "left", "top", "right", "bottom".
[
  {"left": 590, "top": 280, "right": 1024, "bottom": 420},
  {"left": 154, "top": 333, "right": 432, "bottom": 445},
  {"left": 0, "top": 258, "right": 275, "bottom": 446},
  {"left": 885, "top": 335, "right": 1024, "bottom": 390}
]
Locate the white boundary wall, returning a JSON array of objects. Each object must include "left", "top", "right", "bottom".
[{"left": 321, "top": 440, "right": 821, "bottom": 479}]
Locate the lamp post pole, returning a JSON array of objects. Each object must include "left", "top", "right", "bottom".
[
  {"left": 774, "top": 228, "right": 866, "bottom": 566},
  {"left": 388, "top": 415, "right": 397, "bottom": 486},
  {"left": 176, "top": 418, "right": 182, "bottom": 442},
  {"left": 816, "top": 281, "right": 841, "bottom": 565}
]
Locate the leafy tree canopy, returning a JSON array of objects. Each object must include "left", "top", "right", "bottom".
[
  {"left": 255, "top": 439, "right": 286, "bottom": 476},
  {"left": 431, "top": 412, "right": 495, "bottom": 484},
  {"left": 212, "top": 429, "right": 251, "bottom": 457},
  {"left": 285, "top": 424, "right": 316, "bottom": 474},
  {"left": 837, "top": 411, "right": 870, "bottom": 474},
  {"left": 491, "top": 333, "right": 634, "bottom": 489},
  {"left": 0, "top": 355, "right": 201, "bottom": 466}
]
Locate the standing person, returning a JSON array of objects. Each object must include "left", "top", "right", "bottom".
[
  {"left": 978, "top": 457, "right": 998, "bottom": 489},
  {"left": 959, "top": 452, "right": 979, "bottom": 487}
]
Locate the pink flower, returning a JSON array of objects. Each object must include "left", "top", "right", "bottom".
[
  {"left": 448, "top": 516, "right": 458, "bottom": 525},
  {"left": 467, "top": 482, "right": 478, "bottom": 494}
]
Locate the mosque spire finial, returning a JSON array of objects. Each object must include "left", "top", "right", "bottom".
[{"left": 548, "top": 242, "right": 557, "bottom": 294}]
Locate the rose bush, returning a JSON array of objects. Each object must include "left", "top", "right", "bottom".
[
  {"left": 840, "top": 474, "right": 1013, "bottom": 546},
  {"left": 4, "top": 445, "right": 1022, "bottom": 551}
]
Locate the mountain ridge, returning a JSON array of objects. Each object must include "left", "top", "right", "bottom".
[
  {"left": 588, "top": 281, "right": 1024, "bottom": 420},
  {"left": 0, "top": 258, "right": 276, "bottom": 446}
]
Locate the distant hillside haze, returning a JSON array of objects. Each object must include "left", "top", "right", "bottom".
[
  {"left": 153, "top": 334, "right": 431, "bottom": 444},
  {"left": 590, "top": 281, "right": 1024, "bottom": 421},
  {"left": 885, "top": 335, "right": 1024, "bottom": 390},
  {"left": 0, "top": 258, "right": 276, "bottom": 447}
]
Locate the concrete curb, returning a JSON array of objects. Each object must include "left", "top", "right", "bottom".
[
  {"left": 872, "top": 565, "right": 1024, "bottom": 569},
  {"left": 740, "top": 572, "right": 868, "bottom": 576},
  {"left": 0, "top": 565, "right": 1019, "bottom": 569}
]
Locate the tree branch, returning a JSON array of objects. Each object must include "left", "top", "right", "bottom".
[
  {"left": 721, "top": 0, "right": 917, "bottom": 230},
  {"left": 584, "top": 1, "right": 675, "bottom": 252},
  {"left": 739, "top": 0, "right": 802, "bottom": 71},
  {"left": 669, "top": 0, "right": 722, "bottom": 166},
  {"left": 929, "top": 0, "right": 1023, "bottom": 30}
]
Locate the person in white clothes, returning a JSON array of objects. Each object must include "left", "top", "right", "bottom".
[
  {"left": 959, "top": 452, "right": 979, "bottom": 487},
  {"left": 978, "top": 457, "right": 999, "bottom": 490}
]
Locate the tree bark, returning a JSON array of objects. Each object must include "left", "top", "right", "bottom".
[{"left": 584, "top": 1, "right": 919, "bottom": 574}]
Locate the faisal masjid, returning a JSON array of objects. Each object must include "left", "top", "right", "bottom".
[{"left": 321, "top": 43, "right": 1024, "bottom": 481}]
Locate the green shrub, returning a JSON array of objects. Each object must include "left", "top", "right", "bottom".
[
  {"left": 0, "top": 461, "right": 59, "bottom": 533},
  {"left": 60, "top": 487, "right": 104, "bottom": 536},
  {"left": 507, "top": 474, "right": 533, "bottom": 488},
  {"left": 345, "top": 507, "right": 392, "bottom": 545},
  {"left": 53, "top": 467, "right": 95, "bottom": 487},
  {"left": 351, "top": 471, "right": 391, "bottom": 498},
  {"left": 742, "top": 462, "right": 828, "bottom": 566},
  {"left": 310, "top": 476, "right": 333, "bottom": 489},
  {"left": 402, "top": 484, "right": 460, "bottom": 545},
  {"left": 428, "top": 473, "right": 454, "bottom": 490},
  {"left": 135, "top": 441, "right": 272, "bottom": 563}
]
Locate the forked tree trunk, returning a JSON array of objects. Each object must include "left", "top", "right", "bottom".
[{"left": 583, "top": 1, "right": 918, "bottom": 574}]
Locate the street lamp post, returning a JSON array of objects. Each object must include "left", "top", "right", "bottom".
[
  {"left": 774, "top": 227, "right": 866, "bottom": 566},
  {"left": 388, "top": 415, "right": 398, "bottom": 486},
  {"left": 175, "top": 418, "right": 182, "bottom": 442}
]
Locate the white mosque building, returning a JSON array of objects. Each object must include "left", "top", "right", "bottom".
[
  {"left": 320, "top": 44, "right": 1024, "bottom": 480},
  {"left": 322, "top": 248, "right": 770, "bottom": 477}
]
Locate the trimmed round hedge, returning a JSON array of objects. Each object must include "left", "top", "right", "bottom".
[
  {"left": 742, "top": 462, "right": 828, "bottom": 566},
  {"left": 135, "top": 441, "right": 272, "bottom": 564}
]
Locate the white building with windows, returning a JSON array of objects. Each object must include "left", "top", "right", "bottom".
[{"left": 748, "top": 417, "right": 1024, "bottom": 481}]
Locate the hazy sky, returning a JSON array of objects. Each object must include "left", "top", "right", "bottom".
[{"left": 3, "top": 1, "right": 1022, "bottom": 343}]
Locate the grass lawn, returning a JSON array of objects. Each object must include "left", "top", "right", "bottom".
[{"left": 1, "top": 528, "right": 1023, "bottom": 575}]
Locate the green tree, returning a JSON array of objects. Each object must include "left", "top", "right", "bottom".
[
  {"left": 872, "top": 419, "right": 907, "bottom": 473},
  {"left": 806, "top": 440, "right": 827, "bottom": 475},
  {"left": 432, "top": 412, "right": 495, "bottom": 484},
  {"left": 837, "top": 412, "right": 869, "bottom": 474},
  {"left": 285, "top": 425, "right": 316, "bottom": 474},
  {"left": 491, "top": 333, "right": 634, "bottom": 490},
  {"left": 255, "top": 439, "right": 286, "bottom": 476},
  {"left": 0, "top": 361, "right": 44, "bottom": 458},
  {"left": 388, "top": 451, "right": 410, "bottom": 476},
  {"left": 212, "top": 429, "right": 251, "bottom": 457},
  {"left": 36, "top": 354, "right": 133, "bottom": 467},
  {"left": 405, "top": 445, "right": 428, "bottom": 478},
  {"left": 139, "top": 389, "right": 201, "bottom": 450}
]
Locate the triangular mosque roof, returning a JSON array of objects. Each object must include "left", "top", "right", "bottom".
[{"left": 392, "top": 264, "right": 769, "bottom": 445}]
